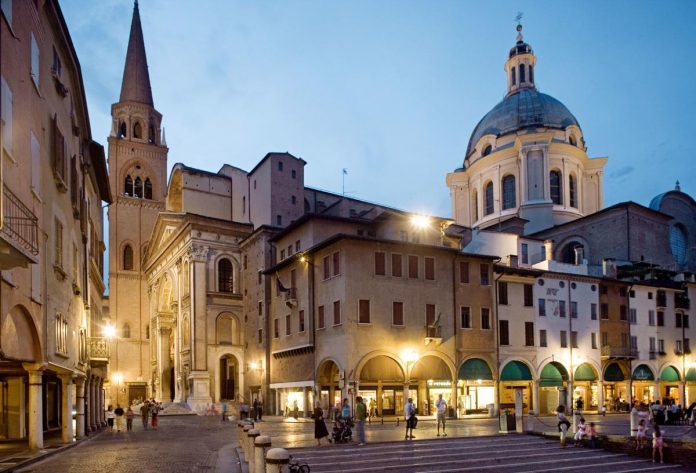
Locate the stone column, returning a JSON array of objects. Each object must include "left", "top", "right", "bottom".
[
  {"left": 23, "top": 363, "right": 45, "bottom": 450},
  {"left": 679, "top": 382, "right": 686, "bottom": 406},
  {"left": 75, "top": 376, "right": 86, "bottom": 439},
  {"left": 654, "top": 381, "right": 660, "bottom": 403},
  {"left": 158, "top": 326, "right": 172, "bottom": 401},
  {"left": 59, "top": 374, "right": 74, "bottom": 443},
  {"left": 532, "top": 380, "right": 540, "bottom": 415},
  {"left": 89, "top": 377, "right": 97, "bottom": 431},
  {"left": 598, "top": 381, "right": 604, "bottom": 413},
  {"left": 99, "top": 379, "right": 106, "bottom": 426},
  {"left": 302, "top": 387, "right": 308, "bottom": 418},
  {"left": 450, "top": 378, "right": 458, "bottom": 419}
]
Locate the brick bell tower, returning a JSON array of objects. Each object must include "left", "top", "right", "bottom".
[{"left": 107, "top": 0, "right": 168, "bottom": 405}]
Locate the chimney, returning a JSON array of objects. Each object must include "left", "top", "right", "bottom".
[
  {"left": 603, "top": 258, "right": 617, "bottom": 278},
  {"left": 574, "top": 247, "right": 584, "bottom": 266},
  {"left": 544, "top": 240, "right": 553, "bottom": 262}
]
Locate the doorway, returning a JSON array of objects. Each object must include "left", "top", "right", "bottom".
[{"left": 220, "top": 355, "right": 237, "bottom": 401}]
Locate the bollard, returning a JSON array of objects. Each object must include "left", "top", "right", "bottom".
[
  {"left": 265, "top": 448, "right": 290, "bottom": 473},
  {"left": 254, "top": 435, "right": 272, "bottom": 473},
  {"left": 242, "top": 424, "right": 253, "bottom": 460},
  {"left": 247, "top": 429, "right": 260, "bottom": 473},
  {"left": 525, "top": 411, "right": 535, "bottom": 432}
]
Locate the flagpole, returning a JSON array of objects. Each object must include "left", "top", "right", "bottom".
[{"left": 342, "top": 168, "right": 348, "bottom": 197}]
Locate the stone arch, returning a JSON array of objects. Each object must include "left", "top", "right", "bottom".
[
  {"left": 555, "top": 235, "right": 590, "bottom": 265},
  {"left": 120, "top": 159, "right": 157, "bottom": 195},
  {"left": 574, "top": 362, "right": 599, "bottom": 381},
  {"left": 219, "top": 353, "right": 240, "bottom": 401},
  {"left": 316, "top": 357, "right": 342, "bottom": 388},
  {"left": 603, "top": 362, "right": 628, "bottom": 382},
  {"left": 157, "top": 274, "right": 174, "bottom": 312},
  {"left": 133, "top": 120, "right": 143, "bottom": 139},
  {"left": 500, "top": 359, "right": 534, "bottom": 381},
  {"left": 658, "top": 363, "right": 681, "bottom": 381},
  {"left": 457, "top": 356, "right": 495, "bottom": 381},
  {"left": 216, "top": 312, "right": 240, "bottom": 345},
  {"left": 213, "top": 253, "right": 241, "bottom": 294},
  {"left": 537, "top": 361, "right": 570, "bottom": 385},
  {"left": 2, "top": 305, "right": 42, "bottom": 362},
  {"left": 355, "top": 351, "right": 406, "bottom": 384},
  {"left": 410, "top": 351, "right": 456, "bottom": 381}
]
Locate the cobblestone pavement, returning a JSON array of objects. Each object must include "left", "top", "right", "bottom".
[{"left": 17, "top": 416, "right": 239, "bottom": 473}]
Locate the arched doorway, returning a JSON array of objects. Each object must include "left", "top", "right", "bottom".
[
  {"left": 632, "top": 364, "right": 655, "bottom": 406},
  {"left": 457, "top": 358, "right": 494, "bottom": 416},
  {"left": 573, "top": 363, "right": 598, "bottom": 411},
  {"left": 603, "top": 362, "right": 628, "bottom": 411},
  {"left": 500, "top": 360, "right": 533, "bottom": 413},
  {"left": 219, "top": 355, "right": 238, "bottom": 401},
  {"left": 659, "top": 365, "right": 681, "bottom": 405},
  {"left": 539, "top": 362, "right": 569, "bottom": 414},
  {"left": 317, "top": 360, "right": 341, "bottom": 416},
  {"left": 358, "top": 355, "right": 404, "bottom": 416},
  {"left": 410, "top": 355, "right": 453, "bottom": 415}
]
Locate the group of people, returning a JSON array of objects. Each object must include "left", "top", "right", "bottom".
[
  {"left": 138, "top": 399, "right": 161, "bottom": 431},
  {"left": 239, "top": 399, "right": 264, "bottom": 421},
  {"left": 106, "top": 399, "right": 160, "bottom": 432}
]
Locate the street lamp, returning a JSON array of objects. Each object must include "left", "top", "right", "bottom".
[
  {"left": 410, "top": 214, "right": 431, "bottom": 230},
  {"left": 103, "top": 324, "right": 116, "bottom": 339}
]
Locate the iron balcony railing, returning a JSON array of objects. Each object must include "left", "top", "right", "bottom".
[
  {"left": 425, "top": 325, "right": 442, "bottom": 339},
  {"left": 1, "top": 186, "right": 38, "bottom": 255},
  {"left": 88, "top": 337, "right": 110, "bottom": 360}
]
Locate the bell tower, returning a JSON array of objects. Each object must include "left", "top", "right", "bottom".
[{"left": 107, "top": 0, "right": 168, "bottom": 404}]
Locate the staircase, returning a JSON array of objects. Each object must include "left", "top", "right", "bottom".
[{"left": 159, "top": 402, "right": 196, "bottom": 416}]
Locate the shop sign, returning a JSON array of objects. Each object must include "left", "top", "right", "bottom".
[{"left": 427, "top": 380, "right": 452, "bottom": 388}]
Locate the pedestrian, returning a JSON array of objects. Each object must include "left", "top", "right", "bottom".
[
  {"left": 404, "top": 397, "right": 416, "bottom": 440},
  {"left": 355, "top": 396, "right": 367, "bottom": 446},
  {"left": 293, "top": 400, "right": 299, "bottom": 419},
  {"left": 140, "top": 400, "right": 150, "bottom": 430},
  {"left": 221, "top": 401, "right": 228, "bottom": 422},
  {"left": 588, "top": 422, "right": 598, "bottom": 448},
  {"left": 253, "top": 399, "right": 259, "bottom": 421},
  {"left": 106, "top": 405, "right": 115, "bottom": 432},
  {"left": 435, "top": 394, "right": 447, "bottom": 437},
  {"left": 150, "top": 401, "right": 160, "bottom": 430},
  {"left": 573, "top": 417, "right": 586, "bottom": 446},
  {"left": 126, "top": 406, "right": 135, "bottom": 432},
  {"left": 341, "top": 398, "right": 350, "bottom": 420},
  {"left": 114, "top": 405, "right": 125, "bottom": 432},
  {"left": 556, "top": 405, "right": 570, "bottom": 447},
  {"left": 314, "top": 402, "right": 329, "bottom": 446},
  {"left": 258, "top": 400, "right": 263, "bottom": 421},
  {"left": 636, "top": 419, "right": 647, "bottom": 450},
  {"left": 369, "top": 398, "right": 376, "bottom": 419},
  {"left": 575, "top": 397, "right": 584, "bottom": 412},
  {"left": 652, "top": 424, "right": 664, "bottom": 464}
]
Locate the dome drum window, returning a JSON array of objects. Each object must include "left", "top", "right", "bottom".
[
  {"left": 671, "top": 224, "right": 688, "bottom": 266},
  {"left": 550, "top": 170, "right": 563, "bottom": 205},
  {"left": 502, "top": 175, "right": 516, "bottom": 210},
  {"left": 484, "top": 182, "right": 494, "bottom": 216}
]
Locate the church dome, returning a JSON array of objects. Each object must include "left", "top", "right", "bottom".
[{"left": 466, "top": 88, "right": 581, "bottom": 158}]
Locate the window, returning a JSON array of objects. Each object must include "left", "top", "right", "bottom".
[
  {"left": 559, "top": 300, "right": 566, "bottom": 318},
  {"left": 359, "top": 300, "right": 370, "bottom": 324},
  {"left": 333, "top": 301, "right": 341, "bottom": 325},
  {"left": 498, "top": 282, "right": 508, "bottom": 305},
  {"left": 479, "top": 264, "right": 489, "bottom": 285},
  {"left": 570, "top": 301, "right": 577, "bottom": 319},
  {"left": 55, "top": 313, "right": 68, "bottom": 355},
  {"left": 242, "top": 196, "right": 246, "bottom": 215},
  {"left": 122, "top": 323, "right": 131, "bottom": 339},
  {"left": 258, "top": 301, "right": 263, "bottom": 317},
  {"left": 676, "top": 312, "right": 683, "bottom": 328},
  {"left": 685, "top": 314, "right": 690, "bottom": 329},
  {"left": 392, "top": 302, "right": 404, "bottom": 326},
  {"left": 591, "top": 332, "right": 597, "bottom": 349},
  {"left": 484, "top": 182, "right": 494, "bottom": 215},
  {"left": 648, "top": 292, "right": 653, "bottom": 300},
  {"left": 685, "top": 338, "right": 691, "bottom": 353},
  {"left": 30, "top": 33, "right": 39, "bottom": 87},
  {"left": 482, "top": 145, "right": 492, "bottom": 157},
  {"left": 629, "top": 308, "right": 637, "bottom": 325},
  {"left": 472, "top": 190, "right": 478, "bottom": 221},
  {"left": 291, "top": 169, "right": 296, "bottom": 179},
  {"left": 619, "top": 288, "right": 627, "bottom": 297},
  {"left": 481, "top": 308, "right": 491, "bottom": 330},
  {"left": 134, "top": 177, "right": 143, "bottom": 198},
  {"left": 408, "top": 255, "right": 419, "bottom": 279},
  {"left": 144, "top": 178, "right": 152, "bottom": 199},
  {"left": 601, "top": 303, "right": 609, "bottom": 320},
  {"left": 671, "top": 224, "right": 688, "bottom": 265},
  {"left": 332, "top": 251, "right": 340, "bottom": 276},
  {"left": 124, "top": 175, "right": 133, "bottom": 196},
  {"left": 31, "top": 131, "right": 40, "bottom": 194},
  {"left": 424, "top": 257, "right": 435, "bottom": 280},
  {"left": 287, "top": 245, "right": 292, "bottom": 257},
  {"left": 631, "top": 335, "right": 638, "bottom": 351},
  {"left": 502, "top": 175, "right": 516, "bottom": 209},
  {"left": 591, "top": 303, "right": 597, "bottom": 320},
  {"left": 519, "top": 63, "right": 526, "bottom": 82},
  {"left": 123, "top": 244, "right": 134, "bottom": 270},
  {"left": 499, "top": 320, "right": 509, "bottom": 345},
  {"left": 560, "top": 330, "right": 568, "bottom": 348},
  {"left": 619, "top": 305, "right": 627, "bottom": 321},
  {"left": 648, "top": 310, "right": 655, "bottom": 326},
  {"left": 392, "top": 254, "right": 403, "bottom": 277},
  {"left": 318, "top": 306, "right": 325, "bottom": 329},
  {"left": 511, "top": 66, "right": 516, "bottom": 85},
  {"left": 286, "top": 314, "right": 291, "bottom": 336},
  {"left": 550, "top": 170, "right": 562, "bottom": 205},
  {"left": 525, "top": 322, "right": 534, "bottom": 346},
  {"left": 649, "top": 337, "right": 656, "bottom": 354},
  {"left": 291, "top": 195, "right": 296, "bottom": 205},
  {"left": 630, "top": 290, "right": 636, "bottom": 298},
  {"left": 523, "top": 284, "right": 533, "bottom": 306},
  {"left": 218, "top": 258, "right": 234, "bottom": 293},
  {"left": 460, "top": 307, "right": 471, "bottom": 329},
  {"left": 278, "top": 161, "right": 283, "bottom": 171},
  {"left": 521, "top": 243, "right": 529, "bottom": 265},
  {"left": 425, "top": 304, "right": 436, "bottom": 327},
  {"left": 299, "top": 310, "right": 305, "bottom": 332},
  {"left": 374, "top": 252, "right": 386, "bottom": 276},
  {"left": 571, "top": 331, "right": 578, "bottom": 348},
  {"left": 459, "top": 262, "right": 469, "bottom": 283},
  {"left": 55, "top": 219, "right": 64, "bottom": 268},
  {"left": 539, "top": 329, "right": 547, "bottom": 347},
  {"left": 273, "top": 319, "right": 279, "bottom": 338},
  {"left": 601, "top": 332, "right": 608, "bottom": 347},
  {"left": 538, "top": 299, "right": 546, "bottom": 316},
  {"left": 257, "top": 329, "right": 263, "bottom": 344},
  {"left": 295, "top": 240, "right": 301, "bottom": 252},
  {"left": 658, "top": 339, "right": 665, "bottom": 354},
  {"left": 276, "top": 215, "right": 282, "bottom": 226},
  {"left": 323, "top": 256, "right": 330, "bottom": 280},
  {"left": 133, "top": 122, "right": 142, "bottom": 139},
  {"left": 1, "top": 75, "right": 12, "bottom": 153},
  {"left": 569, "top": 174, "right": 577, "bottom": 208},
  {"left": 529, "top": 65, "right": 534, "bottom": 83},
  {"left": 52, "top": 115, "right": 66, "bottom": 185}
]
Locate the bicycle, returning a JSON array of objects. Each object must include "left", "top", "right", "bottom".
[{"left": 288, "top": 455, "right": 310, "bottom": 473}]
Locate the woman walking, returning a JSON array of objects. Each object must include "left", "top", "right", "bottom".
[
  {"left": 556, "top": 405, "right": 571, "bottom": 447},
  {"left": 125, "top": 406, "right": 135, "bottom": 432},
  {"left": 314, "top": 402, "right": 329, "bottom": 445},
  {"left": 114, "top": 405, "right": 125, "bottom": 432},
  {"left": 652, "top": 424, "right": 664, "bottom": 463},
  {"left": 106, "top": 406, "right": 115, "bottom": 432}
]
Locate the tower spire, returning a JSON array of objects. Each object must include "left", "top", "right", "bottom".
[{"left": 119, "top": 0, "right": 153, "bottom": 105}]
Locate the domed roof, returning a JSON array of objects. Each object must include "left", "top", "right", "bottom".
[{"left": 466, "top": 88, "right": 581, "bottom": 158}]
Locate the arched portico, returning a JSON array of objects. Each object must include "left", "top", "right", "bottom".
[
  {"left": 356, "top": 353, "right": 405, "bottom": 416},
  {"left": 499, "top": 359, "right": 533, "bottom": 414},
  {"left": 316, "top": 358, "right": 341, "bottom": 414},
  {"left": 573, "top": 363, "right": 599, "bottom": 411},
  {"left": 457, "top": 357, "right": 495, "bottom": 416},
  {"left": 538, "top": 361, "right": 569, "bottom": 414}
]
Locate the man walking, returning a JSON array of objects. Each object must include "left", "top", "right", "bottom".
[
  {"left": 356, "top": 396, "right": 367, "bottom": 446},
  {"left": 404, "top": 397, "right": 416, "bottom": 439},
  {"left": 140, "top": 400, "right": 150, "bottom": 430},
  {"left": 435, "top": 394, "right": 447, "bottom": 437}
]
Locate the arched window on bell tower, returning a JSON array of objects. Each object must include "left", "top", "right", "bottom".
[
  {"left": 148, "top": 123, "right": 156, "bottom": 144},
  {"left": 144, "top": 178, "right": 153, "bottom": 199},
  {"left": 123, "top": 244, "right": 134, "bottom": 270},
  {"left": 134, "top": 177, "right": 143, "bottom": 198},
  {"left": 519, "top": 64, "right": 526, "bottom": 84},
  {"left": 133, "top": 122, "right": 142, "bottom": 139},
  {"left": 118, "top": 121, "right": 127, "bottom": 138},
  {"left": 511, "top": 67, "right": 516, "bottom": 86},
  {"left": 124, "top": 175, "right": 133, "bottom": 196}
]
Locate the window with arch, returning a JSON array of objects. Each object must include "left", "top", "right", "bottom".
[
  {"left": 145, "top": 324, "right": 150, "bottom": 340},
  {"left": 569, "top": 134, "right": 577, "bottom": 146},
  {"left": 148, "top": 124, "right": 156, "bottom": 144},
  {"left": 482, "top": 144, "right": 492, "bottom": 157},
  {"left": 144, "top": 178, "right": 152, "bottom": 199},
  {"left": 569, "top": 174, "right": 578, "bottom": 208},
  {"left": 502, "top": 175, "right": 516, "bottom": 210},
  {"left": 121, "top": 323, "right": 131, "bottom": 339},
  {"left": 511, "top": 66, "right": 516, "bottom": 86},
  {"left": 472, "top": 189, "right": 478, "bottom": 221},
  {"left": 550, "top": 170, "right": 562, "bottom": 205},
  {"left": 484, "top": 182, "right": 494, "bottom": 216},
  {"left": 124, "top": 175, "right": 133, "bottom": 196},
  {"left": 118, "top": 121, "right": 127, "bottom": 138},
  {"left": 671, "top": 224, "right": 688, "bottom": 265},
  {"left": 529, "top": 65, "right": 534, "bottom": 83},
  {"left": 218, "top": 258, "right": 234, "bottom": 293},
  {"left": 123, "top": 244, "right": 134, "bottom": 270},
  {"left": 134, "top": 177, "right": 143, "bottom": 198},
  {"left": 133, "top": 121, "right": 142, "bottom": 139},
  {"left": 216, "top": 313, "right": 239, "bottom": 345},
  {"left": 561, "top": 241, "right": 585, "bottom": 264},
  {"left": 520, "top": 63, "right": 526, "bottom": 83}
]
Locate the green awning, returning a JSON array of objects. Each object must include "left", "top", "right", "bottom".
[
  {"left": 574, "top": 363, "right": 597, "bottom": 381},
  {"left": 539, "top": 363, "right": 566, "bottom": 387},
  {"left": 604, "top": 363, "right": 625, "bottom": 382},
  {"left": 458, "top": 358, "right": 493, "bottom": 381},
  {"left": 686, "top": 368, "right": 696, "bottom": 382},
  {"left": 500, "top": 361, "right": 532, "bottom": 381},
  {"left": 660, "top": 366, "right": 680, "bottom": 382},
  {"left": 632, "top": 364, "right": 655, "bottom": 381}
]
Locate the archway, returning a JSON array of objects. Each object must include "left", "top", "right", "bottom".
[
  {"left": 457, "top": 358, "right": 494, "bottom": 415},
  {"left": 603, "top": 362, "right": 629, "bottom": 411},
  {"left": 539, "top": 362, "right": 569, "bottom": 414},
  {"left": 358, "top": 355, "right": 405, "bottom": 416},
  {"left": 659, "top": 365, "right": 681, "bottom": 405},
  {"left": 410, "top": 355, "right": 454, "bottom": 415},
  {"left": 500, "top": 360, "right": 533, "bottom": 413},
  {"left": 317, "top": 359, "right": 341, "bottom": 414},
  {"left": 573, "top": 363, "right": 598, "bottom": 410},
  {"left": 632, "top": 364, "right": 656, "bottom": 405},
  {"left": 219, "top": 354, "right": 238, "bottom": 401}
]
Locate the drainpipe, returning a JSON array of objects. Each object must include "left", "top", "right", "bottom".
[{"left": 492, "top": 257, "right": 503, "bottom": 416}]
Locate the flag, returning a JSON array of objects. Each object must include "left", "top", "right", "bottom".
[{"left": 275, "top": 272, "right": 289, "bottom": 292}]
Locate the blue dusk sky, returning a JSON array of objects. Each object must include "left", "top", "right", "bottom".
[{"left": 61, "top": 0, "right": 696, "bottom": 217}]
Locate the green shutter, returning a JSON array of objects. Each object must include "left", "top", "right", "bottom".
[
  {"left": 574, "top": 363, "right": 597, "bottom": 381},
  {"left": 660, "top": 366, "right": 680, "bottom": 382},
  {"left": 632, "top": 364, "right": 655, "bottom": 381},
  {"left": 500, "top": 360, "right": 532, "bottom": 381},
  {"left": 604, "top": 363, "right": 625, "bottom": 382},
  {"left": 458, "top": 358, "right": 493, "bottom": 381},
  {"left": 539, "top": 363, "right": 566, "bottom": 387}
]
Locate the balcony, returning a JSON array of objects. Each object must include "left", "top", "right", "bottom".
[
  {"left": 88, "top": 337, "right": 110, "bottom": 366},
  {"left": 0, "top": 186, "right": 39, "bottom": 269},
  {"left": 425, "top": 325, "right": 442, "bottom": 346},
  {"left": 601, "top": 346, "right": 637, "bottom": 359},
  {"left": 284, "top": 288, "right": 297, "bottom": 308},
  {"left": 675, "top": 294, "right": 690, "bottom": 310},
  {"left": 656, "top": 292, "right": 667, "bottom": 308}
]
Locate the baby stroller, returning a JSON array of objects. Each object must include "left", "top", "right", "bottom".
[{"left": 329, "top": 417, "right": 353, "bottom": 443}]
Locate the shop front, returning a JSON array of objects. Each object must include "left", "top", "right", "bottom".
[
  {"left": 686, "top": 368, "right": 696, "bottom": 405},
  {"left": 426, "top": 380, "right": 453, "bottom": 415},
  {"left": 573, "top": 363, "right": 599, "bottom": 412},
  {"left": 457, "top": 358, "right": 495, "bottom": 416},
  {"left": 499, "top": 360, "right": 532, "bottom": 414},
  {"left": 410, "top": 355, "right": 452, "bottom": 416},
  {"left": 603, "top": 362, "right": 629, "bottom": 411},
  {"left": 658, "top": 365, "right": 681, "bottom": 405},
  {"left": 631, "top": 364, "right": 655, "bottom": 406},
  {"left": 538, "top": 362, "right": 569, "bottom": 415},
  {"left": 358, "top": 355, "right": 407, "bottom": 416},
  {"left": 271, "top": 381, "right": 314, "bottom": 418}
]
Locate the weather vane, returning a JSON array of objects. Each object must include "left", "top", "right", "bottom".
[
  {"left": 515, "top": 12, "right": 523, "bottom": 25},
  {"left": 515, "top": 12, "right": 524, "bottom": 42}
]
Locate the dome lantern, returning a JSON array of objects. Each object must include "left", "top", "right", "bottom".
[{"left": 505, "top": 21, "right": 537, "bottom": 96}]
